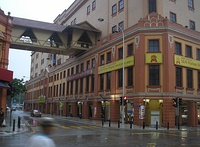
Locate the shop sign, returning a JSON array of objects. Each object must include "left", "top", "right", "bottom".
[
  {"left": 37, "top": 95, "right": 45, "bottom": 103},
  {"left": 98, "top": 56, "right": 134, "bottom": 74},
  {"left": 139, "top": 105, "right": 145, "bottom": 119},
  {"left": 174, "top": 55, "right": 200, "bottom": 70},
  {"left": 145, "top": 53, "right": 162, "bottom": 63},
  {"left": 67, "top": 68, "right": 94, "bottom": 81}
]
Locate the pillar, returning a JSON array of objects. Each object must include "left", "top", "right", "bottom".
[
  {"left": 162, "top": 98, "right": 175, "bottom": 128},
  {"left": 110, "top": 100, "right": 120, "bottom": 122},
  {"left": 82, "top": 102, "right": 89, "bottom": 119},
  {"left": 133, "top": 98, "right": 144, "bottom": 126},
  {"left": 188, "top": 101, "right": 198, "bottom": 127}
]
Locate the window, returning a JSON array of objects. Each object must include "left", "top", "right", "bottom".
[
  {"left": 100, "top": 74, "right": 104, "bottom": 90},
  {"left": 112, "top": 25, "right": 117, "bottom": 33},
  {"left": 75, "top": 80, "right": 78, "bottom": 94},
  {"left": 70, "top": 81, "right": 73, "bottom": 94},
  {"left": 59, "top": 84, "right": 62, "bottom": 96},
  {"left": 74, "top": 18, "right": 76, "bottom": 24},
  {"left": 189, "top": 20, "right": 195, "bottom": 30},
  {"left": 118, "top": 22, "right": 124, "bottom": 32},
  {"left": 81, "top": 63, "right": 84, "bottom": 72},
  {"left": 118, "top": 47, "right": 123, "bottom": 59},
  {"left": 128, "top": 67, "right": 133, "bottom": 86},
  {"left": 107, "top": 52, "right": 111, "bottom": 63},
  {"left": 80, "top": 78, "right": 83, "bottom": 93},
  {"left": 198, "top": 71, "right": 200, "bottom": 89},
  {"left": 92, "top": 58, "right": 95, "bottom": 68},
  {"left": 76, "top": 65, "right": 79, "bottom": 73},
  {"left": 71, "top": 67, "right": 74, "bottom": 75},
  {"left": 106, "top": 72, "right": 111, "bottom": 89},
  {"left": 112, "top": 4, "right": 117, "bottom": 15},
  {"left": 101, "top": 54, "right": 104, "bottom": 65},
  {"left": 187, "top": 69, "right": 193, "bottom": 88},
  {"left": 170, "top": 12, "right": 176, "bottom": 23},
  {"left": 87, "top": 5, "right": 90, "bottom": 15},
  {"left": 91, "top": 75, "right": 94, "bottom": 91},
  {"left": 149, "top": 40, "right": 159, "bottom": 52},
  {"left": 67, "top": 82, "right": 69, "bottom": 94},
  {"left": 175, "top": 42, "right": 181, "bottom": 55},
  {"left": 60, "top": 72, "right": 62, "bottom": 79},
  {"left": 67, "top": 69, "right": 70, "bottom": 76},
  {"left": 63, "top": 70, "right": 66, "bottom": 78},
  {"left": 149, "top": 65, "right": 159, "bottom": 85},
  {"left": 87, "top": 60, "right": 90, "bottom": 69},
  {"left": 119, "top": 0, "right": 124, "bottom": 11},
  {"left": 188, "top": 0, "right": 194, "bottom": 8},
  {"left": 118, "top": 69, "right": 123, "bottom": 87},
  {"left": 186, "top": 45, "right": 192, "bottom": 58},
  {"left": 128, "top": 43, "right": 133, "bottom": 56},
  {"left": 86, "top": 77, "right": 89, "bottom": 92},
  {"left": 176, "top": 67, "right": 182, "bottom": 87},
  {"left": 62, "top": 83, "right": 65, "bottom": 96},
  {"left": 92, "top": 0, "right": 96, "bottom": 10},
  {"left": 57, "top": 73, "right": 59, "bottom": 80},
  {"left": 149, "top": 0, "right": 156, "bottom": 13},
  {"left": 197, "top": 49, "right": 200, "bottom": 60}
]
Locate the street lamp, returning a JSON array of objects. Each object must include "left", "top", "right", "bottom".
[{"left": 98, "top": 18, "right": 125, "bottom": 126}]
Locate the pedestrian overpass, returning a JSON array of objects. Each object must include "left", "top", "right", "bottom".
[{"left": 10, "top": 17, "right": 101, "bottom": 56}]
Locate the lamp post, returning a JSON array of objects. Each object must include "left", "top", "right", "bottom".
[{"left": 98, "top": 18, "right": 125, "bottom": 126}]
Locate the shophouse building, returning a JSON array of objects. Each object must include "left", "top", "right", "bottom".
[
  {"left": 24, "top": 0, "right": 200, "bottom": 128},
  {"left": 0, "top": 10, "right": 13, "bottom": 113}
]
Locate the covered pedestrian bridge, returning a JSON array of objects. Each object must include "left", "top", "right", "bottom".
[{"left": 10, "top": 17, "right": 101, "bottom": 56}]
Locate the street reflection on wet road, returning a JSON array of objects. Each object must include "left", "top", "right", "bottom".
[{"left": 1, "top": 111, "right": 200, "bottom": 147}]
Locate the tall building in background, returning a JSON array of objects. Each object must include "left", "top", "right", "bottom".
[{"left": 24, "top": 0, "right": 200, "bottom": 128}]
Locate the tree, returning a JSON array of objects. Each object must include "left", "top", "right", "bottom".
[{"left": 7, "top": 78, "right": 27, "bottom": 106}]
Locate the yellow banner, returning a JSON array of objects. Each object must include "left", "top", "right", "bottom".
[
  {"left": 0, "top": 25, "right": 5, "bottom": 32},
  {"left": 98, "top": 56, "right": 134, "bottom": 74},
  {"left": 174, "top": 55, "right": 200, "bottom": 70},
  {"left": 145, "top": 53, "right": 162, "bottom": 63},
  {"left": 38, "top": 95, "right": 45, "bottom": 103}
]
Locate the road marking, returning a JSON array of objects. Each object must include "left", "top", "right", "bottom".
[
  {"left": 147, "top": 143, "right": 156, "bottom": 147},
  {"left": 71, "top": 126, "right": 81, "bottom": 129},
  {"left": 61, "top": 126, "right": 69, "bottom": 129},
  {"left": 61, "top": 125, "right": 101, "bottom": 129}
]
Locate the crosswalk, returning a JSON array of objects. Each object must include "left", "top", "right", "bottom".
[{"left": 60, "top": 125, "right": 101, "bottom": 129}]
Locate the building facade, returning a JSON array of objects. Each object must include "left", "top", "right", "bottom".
[
  {"left": 0, "top": 10, "right": 13, "bottom": 113},
  {"left": 24, "top": 0, "right": 200, "bottom": 127}
]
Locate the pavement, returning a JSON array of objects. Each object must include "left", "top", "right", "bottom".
[
  {"left": 0, "top": 111, "right": 28, "bottom": 136},
  {"left": 0, "top": 111, "right": 199, "bottom": 136}
]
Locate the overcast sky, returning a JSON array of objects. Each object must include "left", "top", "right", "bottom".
[{"left": 1, "top": 0, "right": 75, "bottom": 80}]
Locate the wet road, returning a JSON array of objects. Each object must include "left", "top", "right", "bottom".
[{"left": 1, "top": 111, "right": 200, "bottom": 147}]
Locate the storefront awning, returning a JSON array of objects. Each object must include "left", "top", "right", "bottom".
[{"left": 0, "top": 82, "right": 10, "bottom": 89}]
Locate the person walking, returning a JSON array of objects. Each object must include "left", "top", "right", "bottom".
[
  {"left": 0, "top": 108, "right": 4, "bottom": 127},
  {"left": 26, "top": 117, "right": 59, "bottom": 147}
]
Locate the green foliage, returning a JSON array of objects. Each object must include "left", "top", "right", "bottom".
[{"left": 7, "top": 78, "right": 27, "bottom": 97}]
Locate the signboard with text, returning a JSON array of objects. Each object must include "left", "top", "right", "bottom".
[
  {"left": 174, "top": 55, "right": 200, "bottom": 70},
  {"left": 98, "top": 56, "right": 134, "bottom": 74}
]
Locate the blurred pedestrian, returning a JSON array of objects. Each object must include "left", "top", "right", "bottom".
[
  {"left": 26, "top": 117, "right": 59, "bottom": 147},
  {"left": 0, "top": 108, "right": 4, "bottom": 127}
]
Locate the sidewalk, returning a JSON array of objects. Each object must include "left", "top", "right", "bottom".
[{"left": 0, "top": 112, "right": 27, "bottom": 136}]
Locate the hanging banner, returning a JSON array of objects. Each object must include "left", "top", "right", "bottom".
[{"left": 139, "top": 105, "right": 145, "bottom": 119}]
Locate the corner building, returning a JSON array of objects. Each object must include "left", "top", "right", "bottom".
[
  {"left": 24, "top": 0, "right": 200, "bottom": 128},
  {"left": 0, "top": 10, "right": 13, "bottom": 113}
]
